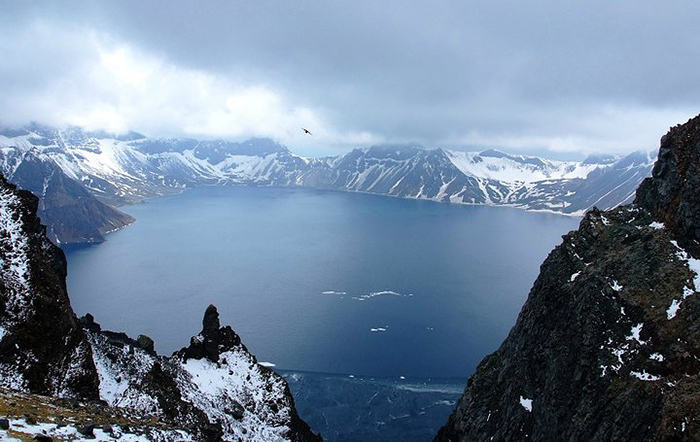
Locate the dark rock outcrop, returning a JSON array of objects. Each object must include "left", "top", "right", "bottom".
[
  {"left": 179, "top": 304, "right": 242, "bottom": 363},
  {"left": 0, "top": 174, "right": 99, "bottom": 399},
  {"left": 86, "top": 308, "right": 322, "bottom": 441},
  {"left": 636, "top": 114, "right": 700, "bottom": 256},
  {"left": 436, "top": 116, "right": 700, "bottom": 441}
]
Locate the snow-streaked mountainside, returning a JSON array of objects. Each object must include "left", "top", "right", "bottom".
[
  {"left": 0, "top": 125, "right": 654, "bottom": 242},
  {"left": 0, "top": 174, "right": 320, "bottom": 441}
]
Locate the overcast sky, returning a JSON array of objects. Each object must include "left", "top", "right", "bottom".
[{"left": 1, "top": 1, "right": 699, "bottom": 158}]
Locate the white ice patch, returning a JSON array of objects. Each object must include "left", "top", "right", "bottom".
[
  {"left": 649, "top": 353, "right": 664, "bottom": 362},
  {"left": 611, "top": 280, "right": 623, "bottom": 291},
  {"left": 370, "top": 327, "right": 388, "bottom": 332},
  {"left": 0, "top": 325, "right": 5, "bottom": 340},
  {"left": 649, "top": 221, "right": 665, "bottom": 230},
  {"left": 259, "top": 361, "right": 276, "bottom": 367},
  {"left": 519, "top": 396, "right": 533, "bottom": 412},
  {"left": 570, "top": 272, "right": 581, "bottom": 282}
]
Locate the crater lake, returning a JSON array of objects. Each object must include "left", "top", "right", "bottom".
[{"left": 64, "top": 186, "right": 579, "bottom": 378}]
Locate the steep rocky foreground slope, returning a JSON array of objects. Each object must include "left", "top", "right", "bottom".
[
  {"left": 0, "top": 174, "right": 320, "bottom": 441},
  {"left": 435, "top": 116, "right": 700, "bottom": 440}
]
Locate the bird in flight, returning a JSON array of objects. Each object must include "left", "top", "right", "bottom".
[{"left": 302, "top": 127, "right": 313, "bottom": 135}]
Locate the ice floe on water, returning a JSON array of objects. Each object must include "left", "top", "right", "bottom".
[
  {"left": 321, "top": 290, "right": 347, "bottom": 295},
  {"left": 352, "top": 290, "right": 414, "bottom": 301},
  {"left": 370, "top": 326, "right": 388, "bottom": 332}
]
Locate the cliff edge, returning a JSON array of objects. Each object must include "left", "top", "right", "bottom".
[{"left": 436, "top": 116, "right": 700, "bottom": 441}]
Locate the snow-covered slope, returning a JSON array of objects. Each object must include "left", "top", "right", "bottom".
[
  {"left": 446, "top": 149, "right": 603, "bottom": 183},
  {"left": 84, "top": 306, "right": 319, "bottom": 441}
]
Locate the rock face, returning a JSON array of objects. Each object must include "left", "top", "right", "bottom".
[
  {"left": 0, "top": 174, "right": 99, "bottom": 399},
  {"left": 436, "top": 116, "right": 700, "bottom": 441},
  {"left": 636, "top": 115, "right": 700, "bottom": 256}
]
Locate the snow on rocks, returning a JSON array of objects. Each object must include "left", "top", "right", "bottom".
[
  {"left": 519, "top": 396, "right": 533, "bottom": 412},
  {"left": 0, "top": 186, "right": 31, "bottom": 298},
  {"left": 84, "top": 306, "right": 318, "bottom": 441},
  {"left": 177, "top": 350, "right": 293, "bottom": 442},
  {"left": 666, "top": 240, "right": 700, "bottom": 320}
]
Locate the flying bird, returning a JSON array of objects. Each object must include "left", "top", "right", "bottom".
[{"left": 302, "top": 128, "right": 313, "bottom": 135}]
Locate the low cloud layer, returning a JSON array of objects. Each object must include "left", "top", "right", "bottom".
[{"left": 1, "top": 1, "right": 698, "bottom": 157}]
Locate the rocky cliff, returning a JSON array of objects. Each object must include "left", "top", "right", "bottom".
[
  {"left": 0, "top": 172, "right": 320, "bottom": 441},
  {"left": 435, "top": 115, "right": 700, "bottom": 441},
  {"left": 0, "top": 174, "right": 99, "bottom": 399}
]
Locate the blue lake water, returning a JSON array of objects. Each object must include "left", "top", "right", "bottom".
[{"left": 64, "top": 186, "right": 579, "bottom": 379}]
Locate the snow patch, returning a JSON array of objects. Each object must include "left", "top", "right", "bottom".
[
  {"left": 570, "top": 271, "right": 581, "bottom": 282},
  {"left": 611, "top": 280, "right": 623, "bottom": 291},
  {"left": 0, "top": 187, "right": 31, "bottom": 295},
  {"left": 667, "top": 299, "right": 681, "bottom": 320},
  {"left": 3, "top": 418, "right": 193, "bottom": 441},
  {"left": 630, "top": 371, "right": 660, "bottom": 381},
  {"left": 519, "top": 396, "right": 533, "bottom": 412},
  {"left": 627, "top": 323, "right": 647, "bottom": 345},
  {"left": 649, "top": 221, "right": 665, "bottom": 230}
]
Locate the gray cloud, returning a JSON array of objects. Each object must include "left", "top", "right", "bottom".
[{"left": 1, "top": 0, "right": 699, "bottom": 157}]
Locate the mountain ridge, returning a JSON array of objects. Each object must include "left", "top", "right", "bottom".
[{"left": 0, "top": 124, "right": 655, "bottom": 244}]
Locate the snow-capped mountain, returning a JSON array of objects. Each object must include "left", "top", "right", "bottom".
[{"left": 0, "top": 125, "right": 654, "bottom": 243}]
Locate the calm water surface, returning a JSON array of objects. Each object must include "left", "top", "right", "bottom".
[{"left": 65, "top": 187, "right": 578, "bottom": 378}]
